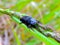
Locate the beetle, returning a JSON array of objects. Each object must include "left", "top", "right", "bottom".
[
  {"left": 20, "top": 16, "right": 38, "bottom": 28},
  {"left": 20, "top": 16, "right": 47, "bottom": 29},
  {"left": 20, "top": 16, "right": 47, "bottom": 36}
]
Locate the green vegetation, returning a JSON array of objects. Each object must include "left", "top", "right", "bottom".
[{"left": 0, "top": 0, "right": 60, "bottom": 45}]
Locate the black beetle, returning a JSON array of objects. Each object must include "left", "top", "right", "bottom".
[{"left": 20, "top": 16, "right": 38, "bottom": 28}]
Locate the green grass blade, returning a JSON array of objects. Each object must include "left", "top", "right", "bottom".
[
  {"left": 43, "top": 6, "right": 60, "bottom": 24},
  {"left": 11, "top": 17, "right": 21, "bottom": 45},
  {"left": 42, "top": 0, "right": 60, "bottom": 24},
  {"left": 11, "top": 0, "right": 33, "bottom": 11},
  {"left": 12, "top": 28, "right": 21, "bottom": 45},
  {"left": 11, "top": 16, "right": 60, "bottom": 45}
]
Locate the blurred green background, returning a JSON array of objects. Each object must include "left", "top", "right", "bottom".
[{"left": 0, "top": 0, "right": 60, "bottom": 45}]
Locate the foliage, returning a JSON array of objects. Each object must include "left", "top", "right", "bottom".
[{"left": 0, "top": 0, "right": 60, "bottom": 45}]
